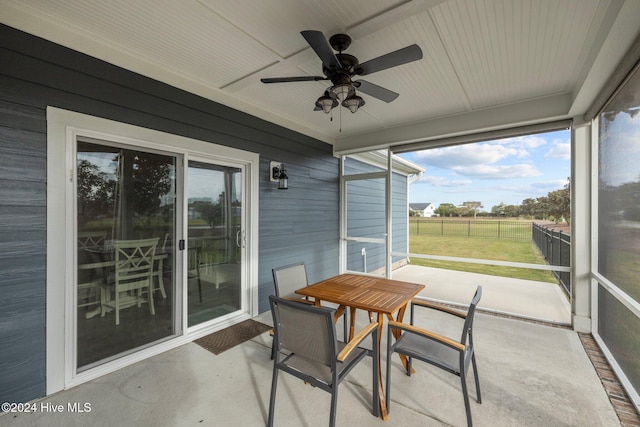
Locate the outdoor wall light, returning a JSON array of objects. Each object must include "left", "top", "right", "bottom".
[{"left": 270, "top": 161, "right": 288, "bottom": 190}]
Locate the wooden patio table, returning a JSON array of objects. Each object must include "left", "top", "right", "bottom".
[{"left": 295, "top": 273, "right": 425, "bottom": 421}]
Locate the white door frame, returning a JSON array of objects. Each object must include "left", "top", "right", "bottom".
[{"left": 46, "top": 107, "right": 259, "bottom": 394}]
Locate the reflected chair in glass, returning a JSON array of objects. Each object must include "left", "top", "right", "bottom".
[
  {"left": 386, "top": 286, "right": 483, "bottom": 427},
  {"left": 267, "top": 295, "right": 379, "bottom": 427},
  {"left": 270, "top": 262, "right": 347, "bottom": 359},
  {"left": 77, "top": 231, "right": 107, "bottom": 250},
  {"left": 187, "top": 246, "right": 202, "bottom": 302},
  {"left": 77, "top": 231, "right": 108, "bottom": 310},
  {"left": 101, "top": 237, "right": 160, "bottom": 325},
  {"left": 151, "top": 233, "right": 171, "bottom": 300}
]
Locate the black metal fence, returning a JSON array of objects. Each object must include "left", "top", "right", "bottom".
[
  {"left": 532, "top": 223, "right": 571, "bottom": 296},
  {"left": 409, "top": 219, "right": 532, "bottom": 240}
]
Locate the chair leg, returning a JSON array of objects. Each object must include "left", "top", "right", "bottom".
[
  {"left": 343, "top": 311, "right": 348, "bottom": 342},
  {"left": 460, "top": 367, "right": 473, "bottom": 427},
  {"left": 148, "top": 283, "right": 155, "bottom": 315},
  {"left": 267, "top": 368, "right": 279, "bottom": 427},
  {"left": 372, "top": 330, "right": 379, "bottom": 417},
  {"left": 155, "top": 260, "right": 167, "bottom": 298},
  {"left": 472, "top": 353, "right": 482, "bottom": 403},
  {"left": 329, "top": 387, "right": 338, "bottom": 427}
]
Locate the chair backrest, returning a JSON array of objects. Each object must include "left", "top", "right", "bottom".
[
  {"left": 114, "top": 238, "right": 159, "bottom": 290},
  {"left": 272, "top": 263, "right": 309, "bottom": 299},
  {"left": 460, "top": 286, "right": 482, "bottom": 346},
  {"left": 269, "top": 295, "right": 337, "bottom": 366},
  {"left": 78, "top": 231, "right": 107, "bottom": 249}
]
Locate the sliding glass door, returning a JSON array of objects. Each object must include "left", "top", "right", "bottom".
[
  {"left": 186, "top": 161, "right": 243, "bottom": 327},
  {"left": 75, "top": 140, "right": 247, "bottom": 371}
]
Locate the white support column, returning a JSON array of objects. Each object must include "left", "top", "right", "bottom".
[{"left": 572, "top": 121, "right": 592, "bottom": 332}]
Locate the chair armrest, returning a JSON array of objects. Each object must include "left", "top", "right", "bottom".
[
  {"left": 388, "top": 320, "right": 464, "bottom": 351},
  {"left": 337, "top": 322, "right": 378, "bottom": 362},
  {"left": 411, "top": 298, "right": 467, "bottom": 319}
]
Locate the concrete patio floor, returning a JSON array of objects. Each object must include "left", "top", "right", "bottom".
[
  {"left": 1, "top": 298, "right": 618, "bottom": 427},
  {"left": 392, "top": 265, "right": 572, "bottom": 325}
]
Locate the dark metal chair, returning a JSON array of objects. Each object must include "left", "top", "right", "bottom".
[
  {"left": 386, "top": 286, "right": 483, "bottom": 427},
  {"left": 267, "top": 295, "right": 379, "bottom": 427},
  {"left": 270, "top": 262, "right": 347, "bottom": 358}
]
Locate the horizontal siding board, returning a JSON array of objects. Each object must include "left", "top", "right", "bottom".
[
  {"left": 0, "top": 239, "right": 46, "bottom": 259},
  {"left": 0, "top": 179, "right": 46, "bottom": 207},
  {"left": 0, "top": 206, "right": 46, "bottom": 231},
  {"left": 0, "top": 125, "right": 46, "bottom": 158},
  {"left": 0, "top": 152, "right": 46, "bottom": 183},
  {"left": 0, "top": 99, "right": 46, "bottom": 132}
]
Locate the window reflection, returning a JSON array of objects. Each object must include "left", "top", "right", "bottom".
[
  {"left": 76, "top": 140, "right": 176, "bottom": 370},
  {"left": 598, "top": 67, "right": 640, "bottom": 302}
]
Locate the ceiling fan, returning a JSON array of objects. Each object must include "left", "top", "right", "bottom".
[{"left": 261, "top": 30, "right": 423, "bottom": 114}]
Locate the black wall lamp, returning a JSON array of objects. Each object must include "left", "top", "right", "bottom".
[{"left": 270, "top": 161, "right": 288, "bottom": 190}]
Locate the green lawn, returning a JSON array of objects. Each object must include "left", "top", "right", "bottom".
[{"left": 409, "top": 234, "right": 557, "bottom": 282}]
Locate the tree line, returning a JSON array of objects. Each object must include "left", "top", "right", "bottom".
[{"left": 429, "top": 179, "right": 571, "bottom": 223}]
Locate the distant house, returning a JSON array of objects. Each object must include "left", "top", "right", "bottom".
[{"left": 410, "top": 203, "right": 436, "bottom": 217}]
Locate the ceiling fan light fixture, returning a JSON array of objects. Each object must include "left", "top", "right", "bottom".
[
  {"left": 342, "top": 94, "right": 365, "bottom": 113},
  {"left": 316, "top": 94, "right": 338, "bottom": 113},
  {"left": 330, "top": 83, "right": 354, "bottom": 102}
]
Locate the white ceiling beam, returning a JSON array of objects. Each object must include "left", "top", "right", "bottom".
[{"left": 333, "top": 92, "right": 573, "bottom": 154}]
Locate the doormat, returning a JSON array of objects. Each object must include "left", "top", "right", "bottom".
[{"left": 194, "top": 319, "right": 271, "bottom": 355}]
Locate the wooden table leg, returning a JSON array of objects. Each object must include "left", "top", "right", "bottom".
[
  {"left": 333, "top": 305, "right": 345, "bottom": 325},
  {"left": 349, "top": 306, "right": 357, "bottom": 341},
  {"left": 376, "top": 312, "right": 389, "bottom": 420}
]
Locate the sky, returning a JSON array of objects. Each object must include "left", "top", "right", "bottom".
[{"left": 399, "top": 129, "right": 571, "bottom": 212}]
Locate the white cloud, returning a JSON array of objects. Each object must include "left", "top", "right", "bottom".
[
  {"left": 417, "top": 175, "right": 472, "bottom": 187},
  {"left": 494, "top": 135, "right": 547, "bottom": 152},
  {"left": 451, "top": 164, "right": 541, "bottom": 179},
  {"left": 413, "top": 144, "right": 520, "bottom": 168},
  {"left": 544, "top": 140, "right": 570, "bottom": 159}
]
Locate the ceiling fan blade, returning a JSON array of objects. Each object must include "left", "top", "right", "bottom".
[
  {"left": 301, "top": 30, "right": 341, "bottom": 70},
  {"left": 358, "top": 44, "right": 423, "bottom": 76},
  {"left": 261, "top": 76, "right": 327, "bottom": 83},
  {"left": 354, "top": 80, "right": 399, "bottom": 103}
]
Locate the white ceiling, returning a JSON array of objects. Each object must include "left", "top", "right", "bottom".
[{"left": 2, "top": 0, "right": 639, "bottom": 153}]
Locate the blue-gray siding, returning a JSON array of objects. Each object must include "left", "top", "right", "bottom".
[{"left": 0, "top": 24, "right": 338, "bottom": 405}]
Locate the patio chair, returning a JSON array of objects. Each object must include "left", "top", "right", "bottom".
[
  {"left": 386, "top": 286, "right": 483, "bottom": 427},
  {"left": 101, "top": 237, "right": 159, "bottom": 325},
  {"left": 270, "top": 262, "right": 347, "bottom": 359},
  {"left": 267, "top": 295, "right": 379, "bottom": 427}
]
